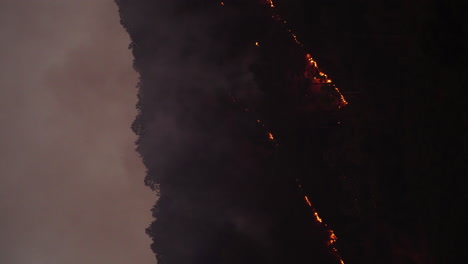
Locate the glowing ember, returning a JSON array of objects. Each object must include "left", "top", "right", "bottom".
[
  {"left": 268, "top": 132, "right": 274, "bottom": 140},
  {"left": 220, "top": 1, "right": 224, "bottom": 5},
  {"left": 329, "top": 231, "right": 337, "bottom": 243},
  {"left": 306, "top": 54, "right": 318, "bottom": 68},
  {"left": 255, "top": 41, "right": 260, "bottom": 46},
  {"left": 314, "top": 212, "right": 323, "bottom": 223},
  {"left": 267, "top": 0, "right": 275, "bottom": 8}
]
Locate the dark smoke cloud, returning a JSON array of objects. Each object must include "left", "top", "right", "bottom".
[
  {"left": 116, "top": 0, "right": 468, "bottom": 263},
  {"left": 117, "top": 1, "right": 342, "bottom": 263},
  {"left": 0, "top": 1, "right": 154, "bottom": 263}
]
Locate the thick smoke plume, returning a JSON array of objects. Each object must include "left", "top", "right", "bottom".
[
  {"left": 118, "top": 0, "right": 468, "bottom": 263},
  {"left": 116, "top": 1, "right": 344, "bottom": 263}
]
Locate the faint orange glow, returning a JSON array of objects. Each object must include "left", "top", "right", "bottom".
[
  {"left": 255, "top": 41, "right": 260, "bottom": 46},
  {"left": 267, "top": 0, "right": 275, "bottom": 8},
  {"left": 290, "top": 31, "right": 300, "bottom": 45},
  {"left": 335, "top": 87, "right": 348, "bottom": 105},
  {"left": 220, "top": 1, "right": 224, "bottom": 5}
]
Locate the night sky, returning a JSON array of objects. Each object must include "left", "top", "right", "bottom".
[{"left": 2, "top": 0, "right": 466, "bottom": 264}]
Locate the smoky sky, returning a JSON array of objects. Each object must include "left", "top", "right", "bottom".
[{"left": 0, "top": 1, "right": 155, "bottom": 263}]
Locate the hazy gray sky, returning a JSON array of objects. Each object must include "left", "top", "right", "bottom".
[{"left": 0, "top": 1, "right": 155, "bottom": 263}]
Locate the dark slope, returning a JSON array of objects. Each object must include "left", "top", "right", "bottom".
[
  {"left": 116, "top": 0, "right": 467, "bottom": 263},
  {"left": 274, "top": 1, "right": 468, "bottom": 263}
]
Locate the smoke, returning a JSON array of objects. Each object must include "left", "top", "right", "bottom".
[
  {"left": 0, "top": 1, "right": 154, "bottom": 263},
  {"left": 116, "top": 1, "right": 342, "bottom": 263}
]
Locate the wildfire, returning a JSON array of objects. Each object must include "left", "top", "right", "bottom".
[
  {"left": 298, "top": 181, "right": 345, "bottom": 263},
  {"left": 226, "top": 2, "right": 347, "bottom": 261},
  {"left": 267, "top": 1, "right": 348, "bottom": 109},
  {"left": 305, "top": 55, "right": 348, "bottom": 107}
]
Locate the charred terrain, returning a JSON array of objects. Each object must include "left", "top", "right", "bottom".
[{"left": 116, "top": 0, "right": 466, "bottom": 263}]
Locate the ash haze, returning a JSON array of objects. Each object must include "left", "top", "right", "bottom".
[{"left": 0, "top": 1, "right": 155, "bottom": 263}]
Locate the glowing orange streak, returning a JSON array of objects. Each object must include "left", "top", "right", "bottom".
[
  {"left": 298, "top": 182, "right": 345, "bottom": 263},
  {"left": 262, "top": 4, "right": 347, "bottom": 262},
  {"left": 304, "top": 195, "right": 324, "bottom": 223},
  {"left": 304, "top": 195, "right": 312, "bottom": 207},
  {"left": 314, "top": 212, "right": 324, "bottom": 223},
  {"left": 267, "top": 1, "right": 348, "bottom": 108}
]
